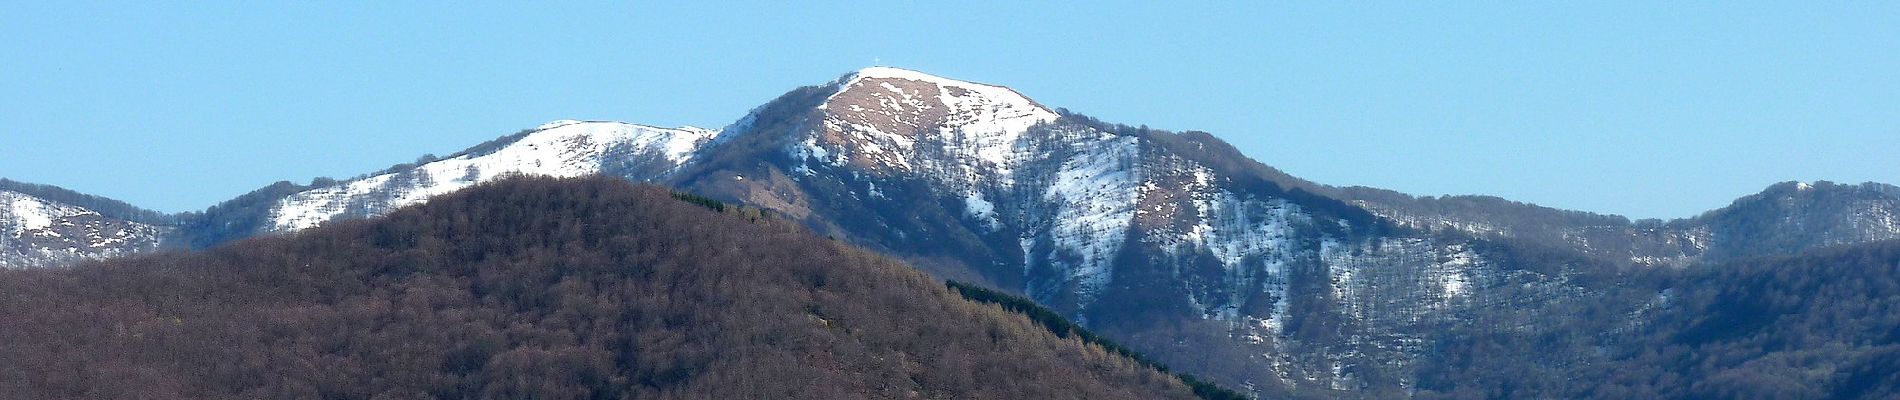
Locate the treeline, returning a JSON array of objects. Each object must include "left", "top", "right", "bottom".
[
  {"left": 1338, "top": 186, "right": 1636, "bottom": 233},
  {"left": 0, "top": 177, "right": 318, "bottom": 250},
  {"left": 0, "top": 176, "right": 1205, "bottom": 399},
  {"left": 0, "top": 178, "right": 173, "bottom": 225},
  {"left": 668, "top": 191, "right": 728, "bottom": 213},
  {"left": 945, "top": 281, "right": 1248, "bottom": 400}
]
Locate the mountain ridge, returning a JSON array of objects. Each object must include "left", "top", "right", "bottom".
[
  {"left": 6, "top": 66, "right": 1899, "bottom": 398},
  {"left": 0, "top": 186, "right": 168, "bottom": 267}
]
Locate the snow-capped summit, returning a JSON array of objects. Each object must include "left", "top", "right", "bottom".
[
  {"left": 798, "top": 67, "right": 1060, "bottom": 182},
  {"left": 837, "top": 66, "right": 1047, "bottom": 104},
  {"left": 266, "top": 120, "right": 720, "bottom": 231},
  {"left": 846, "top": 66, "right": 966, "bottom": 82}
]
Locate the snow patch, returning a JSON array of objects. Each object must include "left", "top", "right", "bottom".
[
  {"left": 1439, "top": 245, "right": 1476, "bottom": 300},
  {"left": 1042, "top": 133, "right": 1142, "bottom": 303},
  {"left": 4, "top": 192, "right": 57, "bottom": 233},
  {"left": 965, "top": 192, "right": 998, "bottom": 228}
]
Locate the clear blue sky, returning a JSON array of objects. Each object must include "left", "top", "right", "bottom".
[{"left": 4, "top": 2, "right": 1896, "bottom": 219}]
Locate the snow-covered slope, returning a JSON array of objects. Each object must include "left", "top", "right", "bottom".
[
  {"left": 797, "top": 66, "right": 1060, "bottom": 185},
  {"left": 0, "top": 190, "right": 165, "bottom": 268},
  {"left": 266, "top": 120, "right": 719, "bottom": 231}
]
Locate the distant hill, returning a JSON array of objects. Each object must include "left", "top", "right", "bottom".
[
  {"left": 1579, "top": 239, "right": 1900, "bottom": 399},
  {"left": 0, "top": 176, "right": 1215, "bottom": 399},
  {"left": 0, "top": 180, "right": 168, "bottom": 267},
  {"left": 1408, "top": 239, "right": 1900, "bottom": 399},
  {"left": 1341, "top": 181, "right": 1900, "bottom": 267}
]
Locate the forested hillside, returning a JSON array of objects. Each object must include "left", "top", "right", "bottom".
[
  {"left": 1577, "top": 239, "right": 1900, "bottom": 399},
  {"left": 0, "top": 176, "right": 1209, "bottom": 399},
  {"left": 1397, "top": 239, "right": 1900, "bottom": 399}
]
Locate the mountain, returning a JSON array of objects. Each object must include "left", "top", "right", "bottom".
[
  {"left": 6, "top": 67, "right": 1899, "bottom": 398},
  {"left": 0, "top": 176, "right": 1218, "bottom": 399},
  {"left": 1342, "top": 180, "right": 1900, "bottom": 266},
  {"left": 0, "top": 179, "right": 168, "bottom": 268},
  {"left": 1689, "top": 181, "right": 1900, "bottom": 260}
]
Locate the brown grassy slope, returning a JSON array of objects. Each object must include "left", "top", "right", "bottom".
[{"left": 0, "top": 176, "right": 1198, "bottom": 400}]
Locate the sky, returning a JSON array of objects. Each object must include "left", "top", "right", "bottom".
[{"left": 4, "top": 2, "right": 1896, "bottom": 219}]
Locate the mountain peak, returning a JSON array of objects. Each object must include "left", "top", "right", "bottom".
[
  {"left": 823, "top": 66, "right": 1051, "bottom": 114},
  {"left": 799, "top": 67, "right": 1060, "bottom": 176},
  {"left": 840, "top": 66, "right": 1018, "bottom": 92},
  {"left": 849, "top": 66, "right": 958, "bottom": 82}
]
